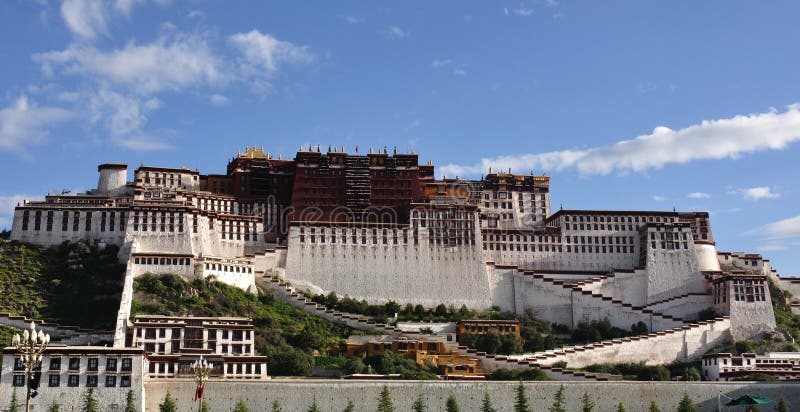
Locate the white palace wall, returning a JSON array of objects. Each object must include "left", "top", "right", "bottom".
[
  {"left": 284, "top": 226, "right": 492, "bottom": 308},
  {"left": 10, "top": 208, "right": 128, "bottom": 247}
]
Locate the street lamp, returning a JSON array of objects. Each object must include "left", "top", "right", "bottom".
[
  {"left": 191, "top": 356, "right": 212, "bottom": 412},
  {"left": 11, "top": 321, "right": 50, "bottom": 412}
]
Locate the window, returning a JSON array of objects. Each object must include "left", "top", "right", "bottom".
[
  {"left": 105, "top": 376, "right": 117, "bottom": 387},
  {"left": 49, "top": 374, "right": 60, "bottom": 387},
  {"left": 86, "top": 375, "right": 98, "bottom": 387},
  {"left": 107, "top": 358, "right": 117, "bottom": 371},
  {"left": 121, "top": 358, "right": 132, "bottom": 371},
  {"left": 13, "top": 375, "right": 25, "bottom": 387},
  {"left": 48, "top": 358, "right": 61, "bottom": 371},
  {"left": 87, "top": 358, "right": 98, "bottom": 371},
  {"left": 68, "top": 375, "right": 79, "bottom": 387},
  {"left": 69, "top": 358, "right": 80, "bottom": 370},
  {"left": 121, "top": 375, "right": 131, "bottom": 387}
]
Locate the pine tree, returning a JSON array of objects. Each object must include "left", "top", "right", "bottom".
[
  {"left": 158, "top": 392, "right": 177, "bottom": 412},
  {"left": 549, "top": 385, "right": 566, "bottom": 412},
  {"left": 47, "top": 403, "right": 60, "bottom": 412},
  {"left": 344, "top": 400, "right": 355, "bottom": 412},
  {"left": 233, "top": 400, "right": 250, "bottom": 412},
  {"left": 581, "top": 392, "right": 595, "bottom": 412},
  {"left": 306, "top": 399, "right": 320, "bottom": 412},
  {"left": 616, "top": 403, "right": 626, "bottom": 412},
  {"left": 124, "top": 389, "right": 136, "bottom": 412},
  {"left": 8, "top": 389, "right": 20, "bottom": 412},
  {"left": 200, "top": 401, "right": 210, "bottom": 412},
  {"left": 481, "top": 391, "right": 497, "bottom": 412},
  {"left": 377, "top": 385, "right": 395, "bottom": 412},
  {"left": 412, "top": 394, "right": 427, "bottom": 412},
  {"left": 514, "top": 381, "right": 531, "bottom": 412},
  {"left": 677, "top": 393, "right": 697, "bottom": 412},
  {"left": 647, "top": 400, "right": 660, "bottom": 412},
  {"left": 272, "top": 400, "right": 282, "bottom": 412},
  {"left": 83, "top": 388, "right": 99, "bottom": 412},
  {"left": 777, "top": 397, "right": 789, "bottom": 412},
  {"left": 446, "top": 395, "right": 459, "bottom": 412}
]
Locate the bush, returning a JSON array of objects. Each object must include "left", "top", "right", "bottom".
[
  {"left": 731, "top": 373, "right": 778, "bottom": 381},
  {"left": 487, "top": 368, "right": 548, "bottom": 381}
]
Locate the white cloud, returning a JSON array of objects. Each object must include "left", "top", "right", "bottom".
[
  {"left": 34, "top": 31, "right": 227, "bottom": 95},
  {"left": 749, "top": 215, "right": 800, "bottom": 253},
  {"left": 228, "top": 29, "right": 314, "bottom": 86},
  {"left": 440, "top": 104, "right": 800, "bottom": 177},
  {"left": 687, "top": 192, "right": 711, "bottom": 199},
  {"left": 344, "top": 16, "right": 362, "bottom": 24},
  {"left": 85, "top": 88, "right": 171, "bottom": 150},
  {"left": 405, "top": 118, "right": 421, "bottom": 131},
  {"left": 513, "top": 8, "right": 534, "bottom": 16},
  {"left": 652, "top": 195, "right": 666, "bottom": 201},
  {"left": 187, "top": 10, "right": 205, "bottom": 19},
  {"left": 209, "top": 94, "right": 230, "bottom": 107},
  {"left": 756, "top": 244, "right": 787, "bottom": 252},
  {"left": 0, "top": 96, "right": 74, "bottom": 154},
  {"left": 739, "top": 186, "right": 780, "bottom": 201},
  {"left": 431, "top": 59, "right": 451, "bottom": 68},
  {"left": 59, "top": 0, "right": 169, "bottom": 40},
  {"left": 454, "top": 68, "right": 467, "bottom": 76},
  {"left": 386, "top": 26, "right": 409, "bottom": 39}
]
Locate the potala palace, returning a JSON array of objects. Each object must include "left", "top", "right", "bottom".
[{"left": 7, "top": 145, "right": 788, "bottom": 347}]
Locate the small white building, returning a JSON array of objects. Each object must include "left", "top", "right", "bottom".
[
  {"left": 701, "top": 352, "right": 800, "bottom": 381},
  {"left": 0, "top": 345, "right": 147, "bottom": 411}
]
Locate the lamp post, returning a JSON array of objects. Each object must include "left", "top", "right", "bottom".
[
  {"left": 191, "top": 356, "right": 212, "bottom": 412},
  {"left": 11, "top": 321, "right": 50, "bottom": 412}
]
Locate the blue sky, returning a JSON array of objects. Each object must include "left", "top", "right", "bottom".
[{"left": 1, "top": 1, "right": 799, "bottom": 274}]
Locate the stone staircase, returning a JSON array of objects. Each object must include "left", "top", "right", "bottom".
[{"left": 0, "top": 312, "right": 114, "bottom": 346}]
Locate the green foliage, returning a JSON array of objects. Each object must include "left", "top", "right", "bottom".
[
  {"left": 481, "top": 391, "right": 497, "bottom": 412},
  {"left": 158, "top": 392, "right": 177, "bottom": 412},
  {"left": 616, "top": 403, "right": 626, "bottom": 412},
  {"left": 572, "top": 318, "right": 635, "bottom": 343},
  {"left": 514, "top": 381, "right": 531, "bottom": 412},
  {"left": 200, "top": 401, "right": 209, "bottom": 412},
  {"left": 314, "top": 354, "right": 347, "bottom": 368},
  {"left": 8, "top": 388, "right": 20, "bottom": 412},
  {"left": 0, "top": 325, "right": 18, "bottom": 347},
  {"left": 124, "top": 389, "right": 136, "bottom": 412},
  {"left": 83, "top": 388, "right": 99, "bottom": 412},
  {"left": 731, "top": 373, "right": 779, "bottom": 381},
  {"left": 412, "top": 394, "right": 427, "bottom": 412},
  {"left": 777, "top": 397, "right": 789, "bottom": 412},
  {"left": 581, "top": 362, "right": 671, "bottom": 381},
  {"left": 132, "top": 273, "right": 353, "bottom": 376},
  {"left": 768, "top": 278, "right": 800, "bottom": 341},
  {"left": 581, "top": 392, "right": 595, "bottom": 412},
  {"left": 677, "top": 393, "right": 697, "bottom": 412},
  {"left": 343, "top": 400, "right": 355, "bottom": 412},
  {"left": 0, "top": 239, "right": 125, "bottom": 329},
  {"left": 377, "top": 385, "right": 395, "bottom": 412},
  {"left": 48, "top": 403, "right": 60, "bottom": 412},
  {"left": 458, "top": 332, "right": 521, "bottom": 355},
  {"left": 363, "top": 351, "right": 438, "bottom": 380},
  {"left": 631, "top": 321, "right": 648, "bottom": 334},
  {"left": 445, "top": 395, "right": 459, "bottom": 412},
  {"left": 271, "top": 400, "right": 282, "bottom": 412},
  {"left": 549, "top": 385, "right": 566, "bottom": 412},
  {"left": 305, "top": 399, "right": 319, "bottom": 412},
  {"left": 647, "top": 400, "right": 660, "bottom": 412},
  {"left": 233, "top": 400, "right": 250, "bottom": 412},
  {"left": 487, "top": 368, "right": 549, "bottom": 381}
]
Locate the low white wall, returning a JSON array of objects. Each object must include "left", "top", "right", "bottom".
[{"left": 646, "top": 294, "right": 714, "bottom": 321}]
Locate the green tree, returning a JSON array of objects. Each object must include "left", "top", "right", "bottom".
[
  {"left": 83, "top": 388, "right": 99, "bottom": 412},
  {"left": 745, "top": 406, "right": 760, "bottom": 412},
  {"left": 200, "top": 401, "right": 209, "bottom": 412},
  {"left": 124, "top": 389, "right": 136, "bottom": 412},
  {"left": 581, "top": 392, "right": 595, "bottom": 412},
  {"left": 158, "top": 392, "right": 177, "bottom": 412},
  {"left": 412, "top": 394, "right": 427, "bottom": 412},
  {"left": 777, "top": 397, "right": 789, "bottom": 412},
  {"left": 8, "top": 389, "right": 20, "bottom": 412},
  {"left": 446, "top": 395, "right": 459, "bottom": 412},
  {"left": 306, "top": 399, "right": 320, "bottom": 412},
  {"left": 514, "top": 381, "right": 531, "bottom": 412},
  {"left": 272, "top": 400, "right": 282, "bottom": 412},
  {"left": 677, "top": 393, "right": 697, "bottom": 412},
  {"left": 549, "top": 385, "right": 566, "bottom": 412},
  {"left": 616, "top": 403, "right": 626, "bottom": 412},
  {"left": 377, "top": 385, "right": 395, "bottom": 412},
  {"left": 343, "top": 400, "right": 355, "bottom": 412},
  {"left": 48, "top": 403, "right": 60, "bottom": 412},
  {"left": 233, "top": 400, "right": 250, "bottom": 412},
  {"left": 647, "top": 400, "right": 660, "bottom": 412},
  {"left": 481, "top": 391, "right": 497, "bottom": 412}
]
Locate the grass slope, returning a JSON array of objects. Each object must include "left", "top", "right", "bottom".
[
  {"left": 0, "top": 239, "right": 125, "bottom": 329},
  {"left": 131, "top": 273, "right": 355, "bottom": 376}
]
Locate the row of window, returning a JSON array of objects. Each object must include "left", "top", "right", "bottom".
[
  {"left": 203, "top": 263, "right": 254, "bottom": 274},
  {"left": 20, "top": 210, "right": 126, "bottom": 233},
  {"left": 484, "top": 243, "right": 635, "bottom": 254},
  {"left": 13, "top": 374, "right": 132, "bottom": 388},
  {"left": 484, "top": 192, "right": 547, "bottom": 201},
  {"left": 133, "top": 257, "right": 192, "bottom": 266},
  {"left": 564, "top": 215, "right": 677, "bottom": 223}
]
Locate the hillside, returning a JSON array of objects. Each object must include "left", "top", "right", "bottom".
[
  {"left": 0, "top": 239, "right": 125, "bottom": 329},
  {"left": 131, "top": 273, "right": 356, "bottom": 376}
]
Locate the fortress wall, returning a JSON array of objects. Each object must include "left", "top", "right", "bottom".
[
  {"left": 10, "top": 208, "right": 127, "bottom": 247},
  {"left": 695, "top": 243, "right": 721, "bottom": 272},
  {"left": 284, "top": 228, "right": 491, "bottom": 309},
  {"left": 645, "top": 248, "right": 707, "bottom": 305},
  {"left": 512, "top": 272, "right": 574, "bottom": 326},
  {"left": 114, "top": 263, "right": 135, "bottom": 347},
  {"left": 598, "top": 269, "right": 648, "bottom": 307},
  {"left": 486, "top": 264, "right": 516, "bottom": 312},
  {"left": 645, "top": 294, "right": 714, "bottom": 321},
  {"left": 483, "top": 249, "right": 637, "bottom": 272},
  {"left": 143, "top": 378, "right": 793, "bottom": 412},
  {"left": 571, "top": 291, "right": 683, "bottom": 332}
]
